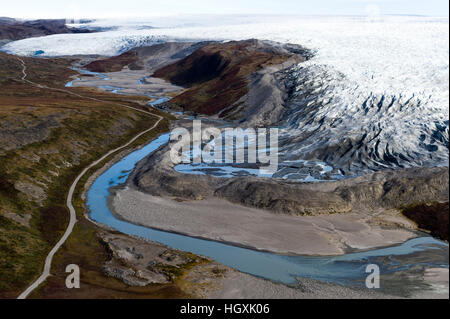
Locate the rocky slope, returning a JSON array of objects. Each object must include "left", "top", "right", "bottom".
[
  {"left": 153, "top": 39, "right": 308, "bottom": 118},
  {"left": 215, "top": 167, "right": 449, "bottom": 215}
]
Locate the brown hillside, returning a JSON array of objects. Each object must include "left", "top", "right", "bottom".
[
  {"left": 84, "top": 50, "right": 141, "bottom": 72},
  {"left": 153, "top": 39, "right": 298, "bottom": 115}
]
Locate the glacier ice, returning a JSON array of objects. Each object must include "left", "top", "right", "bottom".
[{"left": 2, "top": 15, "right": 448, "bottom": 174}]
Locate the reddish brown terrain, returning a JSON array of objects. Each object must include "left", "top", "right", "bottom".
[
  {"left": 153, "top": 39, "right": 302, "bottom": 115},
  {"left": 85, "top": 50, "right": 141, "bottom": 72}
]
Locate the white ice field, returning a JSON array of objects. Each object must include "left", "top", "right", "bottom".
[{"left": 2, "top": 15, "right": 448, "bottom": 174}]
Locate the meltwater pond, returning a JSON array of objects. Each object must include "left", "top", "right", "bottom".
[
  {"left": 173, "top": 129, "right": 345, "bottom": 181},
  {"left": 87, "top": 133, "right": 449, "bottom": 288}
]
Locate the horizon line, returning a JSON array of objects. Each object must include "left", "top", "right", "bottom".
[{"left": 3, "top": 13, "right": 449, "bottom": 21}]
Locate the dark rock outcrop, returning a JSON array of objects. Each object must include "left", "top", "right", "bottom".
[
  {"left": 0, "top": 18, "right": 93, "bottom": 41},
  {"left": 215, "top": 167, "right": 449, "bottom": 215},
  {"left": 214, "top": 178, "right": 351, "bottom": 215},
  {"left": 402, "top": 202, "right": 449, "bottom": 241}
]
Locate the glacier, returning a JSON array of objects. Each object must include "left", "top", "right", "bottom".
[{"left": 2, "top": 15, "right": 448, "bottom": 175}]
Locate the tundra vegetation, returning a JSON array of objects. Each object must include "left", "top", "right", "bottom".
[{"left": 0, "top": 52, "right": 182, "bottom": 298}]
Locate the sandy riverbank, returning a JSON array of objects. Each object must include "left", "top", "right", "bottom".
[{"left": 110, "top": 186, "right": 417, "bottom": 256}]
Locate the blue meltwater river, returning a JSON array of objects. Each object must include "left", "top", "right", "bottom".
[
  {"left": 87, "top": 133, "right": 449, "bottom": 289},
  {"left": 69, "top": 66, "right": 447, "bottom": 293}
]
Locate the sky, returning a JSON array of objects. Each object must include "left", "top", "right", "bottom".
[{"left": 1, "top": 0, "right": 448, "bottom": 19}]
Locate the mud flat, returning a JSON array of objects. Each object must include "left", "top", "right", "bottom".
[
  {"left": 67, "top": 67, "right": 183, "bottom": 97},
  {"left": 65, "top": 42, "right": 209, "bottom": 98},
  {"left": 110, "top": 187, "right": 417, "bottom": 256}
]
